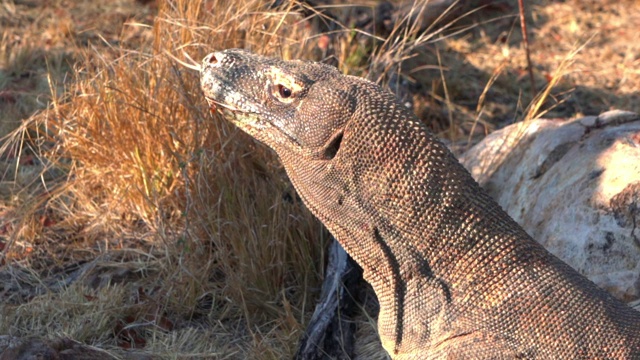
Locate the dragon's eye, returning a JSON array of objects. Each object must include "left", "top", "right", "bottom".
[
  {"left": 266, "top": 68, "right": 300, "bottom": 104},
  {"left": 278, "top": 84, "right": 292, "bottom": 98}
]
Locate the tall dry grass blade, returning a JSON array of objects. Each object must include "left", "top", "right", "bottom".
[{"left": 525, "top": 35, "right": 594, "bottom": 121}]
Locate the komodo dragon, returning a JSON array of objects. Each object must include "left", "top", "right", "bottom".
[{"left": 199, "top": 49, "right": 640, "bottom": 359}]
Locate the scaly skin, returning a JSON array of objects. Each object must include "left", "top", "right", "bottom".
[{"left": 200, "top": 49, "right": 640, "bottom": 359}]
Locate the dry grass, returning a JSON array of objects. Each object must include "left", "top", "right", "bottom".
[
  {"left": 1, "top": 0, "right": 329, "bottom": 358},
  {"left": 0, "top": 0, "right": 638, "bottom": 358}
]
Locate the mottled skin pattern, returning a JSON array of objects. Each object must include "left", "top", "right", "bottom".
[{"left": 199, "top": 49, "right": 640, "bottom": 359}]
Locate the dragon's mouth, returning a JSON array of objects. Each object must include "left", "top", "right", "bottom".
[
  {"left": 203, "top": 94, "right": 300, "bottom": 146},
  {"left": 204, "top": 96, "right": 248, "bottom": 114},
  {"left": 203, "top": 96, "right": 218, "bottom": 113},
  {"left": 204, "top": 96, "right": 236, "bottom": 115},
  {"left": 204, "top": 96, "right": 263, "bottom": 128}
]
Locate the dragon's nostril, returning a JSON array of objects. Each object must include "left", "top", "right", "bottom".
[{"left": 204, "top": 53, "right": 218, "bottom": 65}]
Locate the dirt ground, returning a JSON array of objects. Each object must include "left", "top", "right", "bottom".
[{"left": 0, "top": 0, "right": 639, "bottom": 358}]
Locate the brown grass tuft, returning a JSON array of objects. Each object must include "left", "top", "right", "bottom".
[{"left": 2, "top": 0, "right": 330, "bottom": 357}]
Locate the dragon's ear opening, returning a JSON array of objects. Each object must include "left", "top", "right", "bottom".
[{"left": 323, "top": 131, "right": 343, "bottom": 160}]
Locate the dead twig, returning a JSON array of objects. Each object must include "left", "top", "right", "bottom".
[{"left": 518, "top": 0, "right": 536, "bottom": 98}]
